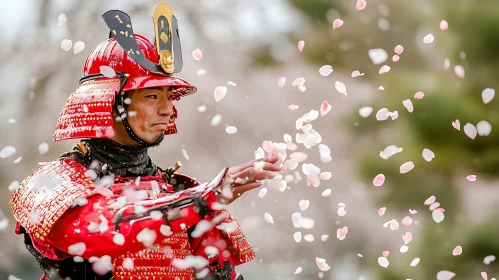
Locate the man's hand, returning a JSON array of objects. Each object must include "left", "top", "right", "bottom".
[{"left": 220, "top": 154, "right": 282, "bottom": 204}]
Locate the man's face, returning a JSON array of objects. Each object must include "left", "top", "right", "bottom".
[{"left": 123, "top": 86, "right": 174, "bottom": 145}]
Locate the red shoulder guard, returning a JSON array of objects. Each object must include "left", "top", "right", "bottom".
[{"left": 9, "top": 158, "right": 95, "bottom": 241}]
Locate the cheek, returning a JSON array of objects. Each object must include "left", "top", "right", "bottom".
[{"left": 127, "top": 106, "right": 151, "bottom": 130}]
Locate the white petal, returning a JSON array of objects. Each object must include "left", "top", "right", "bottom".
[
  {"left": 335, "top": 81, "right": 347, "bottom": 95},
  {"left": 293, "top": 231, "right": 302, "bottom": 242},
  {"left": 298, "top": 200, "right": 310, "bottom": 211},
  {"left": 264, "top": 212, "right": 274, "bottom": 224},
  {"left": 38, "top": 143, "right": 49, "bottom": 155},
  {"left": 73, "top": 41, "right": 85, "bottom": 54},
  {"left": 214, "top": 86, "right": 227, "bottom": 102},
  {"left": 378, "top": 257, "right": 389, "bottom": 268},
  {"left": 402, "top": 99, "right": 414, "bottom": 113},
  {"left": 225, "top": 126, "right": 237, "bottom": 134},
  {"left": 379, "top": 65, "right": 391, "bottom": 74},
  {"left": 292, "top": 77, "right": 305, "bottom": 87},
  {"left": 436, "top": 271, "right": 456, "bottom": 280},
  {"left": 410, "top": 258, "right": 420, "bottom": 267},
  {"left": 211, "top": 114, "right": 222, "bottom": 126},
  {"left": 368, "top": 48, "right": 388, "bottom": 65},
  {"left": 57, "top": 14, "right": 67, "bottom": 25},
  {"left": 319, "top": 65, "right": 333, "bottom": 76},
  {"left": 359, "top": 107, "right": 373, "bottom": 118},
  {"left": 99, "top": 66, "right": 116, "bottom": 78},
  {"left": 0, "top": 146, "right": 16, "bottom": 159},
  {"left": 423, "top": 34, "right": 435, "bottom": 44},
  {"left": 464, "top": 123, "right": 477, "bottom": 139},
  {"left": 61, "top": 39, "right": 72, "bottom": 51},
  {"left": 278, "top": 77, "right": 286, "bottom": 88},
  {"left": 454, "top": 65, "right": 465, "bottom": 78},
  {"left": 422, "top": 148, "right": 435, "bottom": 162},
  {"left": 376, "top": 108, "right": 390, "bottom": 121},
  {"left": 379, "top": 145, "right": 403, "bottom": 159},
  {"left": 482, "top": 88, "right": 495, "bottom": 104},
  {"left": 432, "top": 209, "right": 445, "bottom": 223},
  {"left": 400, "top": 161, "right": 415, "bottom": 174},
  {"left": 477, "top": 121, "right": 492, "bottom": 136}
]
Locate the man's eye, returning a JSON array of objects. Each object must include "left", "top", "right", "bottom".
[
  {"left": 167, "top": 95, "right": 174, "bottom": 100},
  {"left": 146, "top": 95, "right": 157, "bottom": 99}
]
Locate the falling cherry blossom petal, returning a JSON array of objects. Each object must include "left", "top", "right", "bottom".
[
  {"left": 332, "top": 18, "right": 344, "bottom": 29},
  {"left": 288, "top": 105, "right": 299, "bottom": 111},
  {"left": 481, "top": 272, "right": 487, "bottom": 280},
  {"left": 400, "top": 161, "right": 415, "bottom": 174},
  {"left": 74, "top": 41, "right": 85, "bottom": 54},
  {"left": 225, "top": 126, "right": 237, "bottom": 134},
  {"left": 392, "top": 55, "right": 400, "bottom": 62},
  {"left": 380, "top": 145, "right": 403, "bottom": 159},
  {"left": 378, "top": 257, "right": 389, "bottom": 268},
  {"left": 0, "top": 146, "right": 16, "bottom": 159},
  {"left": 467, "top": 175, "right": 476, "bottom": 182},
  {"left": 432, "top": 209, "right": 445, "bottom": 223},
  {"left": 378, "top": 86, "right": 385, "bottom": 90},
  {"left": 410, "top": 258, "right": 420, "bottom": 267},
  {"left": 214, "top": 86, "right": 227, "bottom": 102},
  {"left": 319, "top": 65, "right": 333, "bottom": 76},
  {"left": 464, "top": 123, "right": 477, "bottom": 139},
  {"left": 369, "top": 48, "right": 388, "bottom": 65},
  {"left": 379, "top": 65, "right": 390, "bottom": 74},
  {"left": 414, "top": 91, "right": 425, "bottom": 99},
  {"left": 356, "top": 0, "right": 367, "bottom": 10},
  {"left": 58, "top": 14, "right": 67, "bottom": 25},
  {"left": 409, "top": 209, "right": 418, "bottom": 214},
  {"left": 422, "top": 149, "right": 435, "bottom": 162},
  {"left": 336, "top": 226, "right": 348, "bottom": 240},
  {"left": 373, "top": 174, "right": 385, "bottom": 187},
  {"left": 453, "top": 246, "right": 462, "bottom": 256},
  {"left": 320, "top": 101, "right": 331, "bottom": 117},
  {"left": 192, "top": 49, "right": 203, "bottom": 60},
  {"left": 425, "top": 196, "right": 436, "bottom": 205},
  {"left": 482, "top": 88, "right": 495, "bottom": 104},
  {"left": 423, "top": 34, "right": 434, "bottom": 44},
  {"left": 452, "top": 120, "right": 461, "bottom": 131},
  {"left": 294, "top": 232, "right": 302, "bottom": 242},
  {"left": 264, "top": 213, "right": 274, "bottom": 224},
  {"left": 359, "top": 107, "right": 373, "bottom": 118},
  {"left": 378, "top": 207, "right": 386, "bottom": 216},
  {"left": 278, "top": 77, "right": 286, "bottom": 87},
  {"left": 335, "top": 81, "right": 347, "bottom": 95},
  {"left": 440, "top": 20, "right": 449, "bottom": 31},
  {"left": 394, "top": 45, "right": 404, "bottom": 55},
  {"left": 454, "top": 65, "right": 465, "bottom": 78},
  {"left": 292, "top": 77, "right": 305, "bottom": 87},
  {"left": 402, "top": 99, "right": 413, "bottom": 112},
  {"left": 299, "top": 200, "right": 310, "bottom": 211},
  {"left": 322, "top": 189, "right": 332, "bottom": 197},
  {"left": 436, "top": 271, "right": 455, "bottom": 280},
  {"left": 477, "top": 120, "right": 492, "bottom": 136},
  {"left": 316, "top": 257, "right": 331, "bottom": 272},
  {"left": 389, "top": 219, "right": 399, "bottom": 231},
  {"left": 99, "top": 66, "right": 116, "bottom": 78},
  {"left": 401, "top": 216, "right": 413, "bottom": 226},
  {"left": 351, "top": 70, "right": 365, "bottom": 78},
  {"left": 61, "top": 39, "right": 72, "bottom": 51},
  {"left": 297, "top": 40, "right": 305, "bottom": 52},
  {"left": 294, "top": 267, "right": 302, "bottom": 274}
]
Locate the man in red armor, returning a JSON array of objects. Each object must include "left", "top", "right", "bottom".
[{"left": 9, "top": 4, "right": 281, "bottom": 280}]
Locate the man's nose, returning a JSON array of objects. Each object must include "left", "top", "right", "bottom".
[{"left": 158, "top": 96, "right": 173, "bottom": 116}]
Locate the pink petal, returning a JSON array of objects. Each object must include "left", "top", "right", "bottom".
[
  {"left": 319, "top": 172, "right": 332, "bottom": 180},
  {"left": 409, "top": 209, "right": 418, "bottom": 214},
  {"left": 414, "top": 91, "right": 425, "bottom": 99},
  {"left": 379, "top": 65, "right": 391, "bottom": 74},
  {"left": 378, "top": 207, "right": 387, "bottom": 216},
  {"left": 378, "top": 86, "right": 385, "bottom": 91},
  {"left": 422, "top": 148, "right": 435, "bottom": 162},
  {"left": 452, "top": 246, "right": 462, "bottom": 256},
  {"left": 429, "top": 202, "right": 441, "bottom": 211},
  {"left": 423, "top": 34, "right": 435, "bottom": 44},
  {"left": 482, "top": 272, "right": 488, "bottom": 280},
  {"left": 298, "top": 40, "right": 305, "bottom": 52},
  {"left": 192, "top": 49, "right": 203, "bottom": 60},
  {"left": 378, "top": 256, "right": 389, "bottom": 268},
  {"left": 382, "top": 251, "right": 390, "bottom": 257},
  {"left": 467, "top": 175, "right": 476, "bottom": 182},
  {"left": 351, "top": 70, "right": 365, "bottom": 78},
  {"left": 336, "top": 226, "right": 348, "bottom": 240},
  {"left": 294, "top": 267, "right": 302, "bottom": 274},
  {"left": 288, "top": 105, "right": 299, "bottom": 111},
  {"left": 332, "top": 18, "right": 344, "bottom": 29},
  {"left": 292, "top": 77, "right": 305, "bottom": 87},
  {"left": 432, "top": 209, "right": 445, "bottom": 223},
  {"left": 424, "top": 196, "right": 436, "bottom": 205},
  {"left": 401, "top": 216, "right": 413, "bottom": 226},
  {"left": 402, "top": 232, "right": 413, "bottom": 244},
  {"left": 390, "top": 219, "right": 399, "bottom": 231},
  {"left": 392, "top": 55, "right": 400, "bottom": 62},
  {"left": 320, "top": 101, "right": 332, "bottom": 117},
  {"left": 440, "top": 20, "right": 449, "bottom": 31},
  {"left": 214, "top": 86, "right": 227, "bottom": 102},
  {"left": 400, "top": 161, "right": 415, "bottom": 174},
  {"left": 394, "top": 45, "right": 404, "bottom": 55},
  {"left": 335, "top": 81, "right": 347, "bottom": 95},
  {"left": 337, "top": 207, "right": 346, "bottom": 217},
  {"left": 464, "top": 123, "right": 477, "bottom": 139},
  {"left": 444, "top": 58, "right": 451, "bottom": 70},
  {"left": 356, "top": 0, "right": 367, "bottom": 11},
  {"left": 373, "top": 174, "right": 385, "bottom": 187},
  {"left": 452, "top": 120, "right": 461, "bottom": 131},
  {"left": 278, "top": 77, "right": 286, "bottom": 88}
]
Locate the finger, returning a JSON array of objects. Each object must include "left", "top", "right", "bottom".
[
  {"left": 233, "top": 182, "right": 262, "bottom": 196},
  {"left": 232, "top": 167, "right": 278, "bottom": 182}
]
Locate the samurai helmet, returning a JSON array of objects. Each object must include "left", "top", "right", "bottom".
[{"left": 53, "top": 3, "right": 196, "bottom": 146}]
